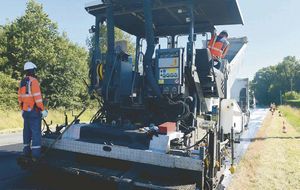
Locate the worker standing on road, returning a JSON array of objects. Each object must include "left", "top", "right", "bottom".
[
  {"left": 208, "top": 30, "right": 230, "bottom": 62},
  {"left": 18, "top": 62, "right": 48, "bottom": 160}
]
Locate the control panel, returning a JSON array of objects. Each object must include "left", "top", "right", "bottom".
[
  {"left": 155, "top": 48, "right": 184, "bottom": 95},
  {"left": 159, "top": 68, "right": 179, "bottom": 79}
]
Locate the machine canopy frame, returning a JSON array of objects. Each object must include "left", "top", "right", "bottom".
[{"left": 85, "top": 0, "right": 244, "bottom": 37}]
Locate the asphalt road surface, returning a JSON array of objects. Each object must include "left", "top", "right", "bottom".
[
  {"left": 0, "top": 134, "right": 116, "bottom": 190},
  {"left": 0, "top": 143, "right": 115, "bottom": 190},
  {"left": 0, "top": 108, "right": 268, "bottom": 190},
  {"left": 221, "top": 108, "right": 268, "bottom": 188},
  {"left": 0, "top": 143, "right": 28, "bottom": 190}
]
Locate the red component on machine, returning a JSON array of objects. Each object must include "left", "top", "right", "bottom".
[{"left": 158, "top": 122, "right": 176, "bottom": 134}]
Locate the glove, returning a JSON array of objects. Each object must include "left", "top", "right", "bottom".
[{"left": 41, "top": 110, "right": 48, "bottom": 119}]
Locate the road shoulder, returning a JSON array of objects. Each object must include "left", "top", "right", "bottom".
[{"left": 228, "top": 110, "right": 300, "bottom": 190}]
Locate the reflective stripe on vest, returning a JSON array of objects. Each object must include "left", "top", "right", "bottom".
[
  {"left": 208, "top": 35, "right": 227, "bottom": 58},
  {"left": 208, "top": 45, "right": 223, "bottom": 54}
]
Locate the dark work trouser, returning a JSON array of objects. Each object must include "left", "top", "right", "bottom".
[{"left": 22, "top": 110, "right": 42, "bottom": 158}]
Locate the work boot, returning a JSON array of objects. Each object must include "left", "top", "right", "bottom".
[
  {"left": 23, "top": 146, "right": 31, "bottom": 156},
  {"left": 20, "top": 152, "right": 31, "bottom": 158}
]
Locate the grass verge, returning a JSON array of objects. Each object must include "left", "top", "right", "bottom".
[
  {"left": 0, "top": 108, "right": 97, "bottom": 132},
  {"left": 228, "top": 109, "right": 300, "bottom": 190},
  {"left": 285, "top": 99, "right": 300, "bottom": 108},
  {"left": 279, "top": 105, "right": 300, "bottom": 132}
]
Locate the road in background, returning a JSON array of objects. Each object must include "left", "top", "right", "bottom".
[
  {"left": 0, "top": 132, "right": 22, "bottom": 146},
  {"left": 234, "top": 108, "right": 269, "bottom": 162},
  {"left": 221, "top": 108, "right": 268, "bottom": 189}
]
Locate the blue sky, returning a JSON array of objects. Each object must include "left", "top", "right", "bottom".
[{"left": 0, "top": 0, "right": 299, "bottom": 79}]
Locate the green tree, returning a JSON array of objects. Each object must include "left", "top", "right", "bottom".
[
  {"left": 283, "top": 91, "right": 300, "bottom": 101},
  {"left": 0, "top": 26, "right": 8, "bottom": 70},
  {"left": 0, "top": 0, "right": 90, "bottom": 109},
  {"left": 0, "top": 72, "right": 18, "bottom": 109},
  {"left": 2, "top": 0, "right": 59, "bottom": 79},
  {"left": 86, "top": 25, "right": 135, "bottom": 58},
  {"left": 252, "top": 56, "right": 300, "bottom": 105},
  {"left": 276, "top": 56, "right": 298, "bottom": 91},
  {"left": 252, "top": 66, "right": 276, "bottom": 104}
]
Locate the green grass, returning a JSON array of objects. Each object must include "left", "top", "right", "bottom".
[
  {"left": 285, "top": 99, "right": 300, "bottom": 108},
  {"left": 279, "top": 105, "right": 300, "bottom": 132},
  {"left": 229, "top": 110, "right": 300, "bottom": 190},
  {"left": 0, "top": 108, "right": 97, "bottom": 132}
]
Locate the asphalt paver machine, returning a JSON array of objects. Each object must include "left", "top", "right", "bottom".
[{"left": 18, "top": 0, "right": 245, "bottom": 189}]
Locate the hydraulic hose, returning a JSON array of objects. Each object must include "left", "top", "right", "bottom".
[{"left": 182, "top": 132, "right": 209, "bottom": 150}]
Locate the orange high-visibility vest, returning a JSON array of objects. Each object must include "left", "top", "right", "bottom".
[
  {"left": 208, "top": 35, "right": 229, "bottom": 59},
  {"left": 18, "top": 76, "right": 44, "bottom": 111}
]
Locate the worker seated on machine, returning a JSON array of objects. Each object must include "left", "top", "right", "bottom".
[{"left": 208, "top": 30, "right": 230, "bottom": 70}]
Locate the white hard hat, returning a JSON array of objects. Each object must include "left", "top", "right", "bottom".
[{"left": 24, "top": 61, "right": 37, "bottom": 71}]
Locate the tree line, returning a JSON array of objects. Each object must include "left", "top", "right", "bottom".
[
  {"left": 251, "top": 56, "right": 300, "bottom": 105},
  {"left": 0, "top": 0, "right": 133, "bottom": 110}
]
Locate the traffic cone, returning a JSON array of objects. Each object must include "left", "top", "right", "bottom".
[{"left": 282, "top": 121, "right": 287, "bottom": 133}]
